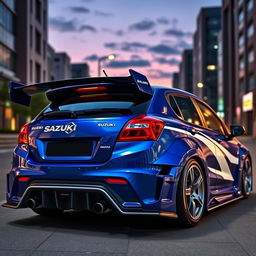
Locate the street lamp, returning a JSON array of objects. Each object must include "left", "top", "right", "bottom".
[{"left": 98, "top": 54, "right": 116, "bottom": 76}]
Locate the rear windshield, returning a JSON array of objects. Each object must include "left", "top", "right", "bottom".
[{"left": 38, "top": 100, "right": 151, "bottom": 119}]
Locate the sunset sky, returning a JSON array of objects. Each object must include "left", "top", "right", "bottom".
[{"left": 49, "top": 0, "right": 221, "bottom": 86}]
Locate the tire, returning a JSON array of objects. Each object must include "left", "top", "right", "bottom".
[
  {"left": 241, "top": 157, "right": 253, "bottom": 199},
  {"left": 176, "top": 159, "right": 206, "bottom": 227},
  {"left": 32, "top": 208, "right": 63, "bottom": 216}
]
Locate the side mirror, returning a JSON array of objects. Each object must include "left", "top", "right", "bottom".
[{"left": 230, "top": 125, "right": 245, "bottom": 138}]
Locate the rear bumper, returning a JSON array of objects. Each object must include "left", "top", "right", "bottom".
[{"left": 2, "top": 182, "right": 178, "bottom": 218}]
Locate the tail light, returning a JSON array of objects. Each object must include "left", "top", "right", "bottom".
[
  {"left": 18, "top": 123, "right": 30, "bottom": 144},
  {"left": 117, "top": 115, "right": 165, "bottom": 142},
  {"left": 105, "top": 178, "right": 128, "bottom": 184}
]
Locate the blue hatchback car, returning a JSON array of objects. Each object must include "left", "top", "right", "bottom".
[{"left": 3, "top": 69, "right": 253, "bottom": 227}]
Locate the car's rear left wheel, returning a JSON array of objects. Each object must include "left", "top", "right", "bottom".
[{"left": 177, "top": 159, "right": 206, "bottom": 227}]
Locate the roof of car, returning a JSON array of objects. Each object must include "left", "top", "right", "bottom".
[{"left": 152, "top": 85, "right": 200, "bottom": 99}]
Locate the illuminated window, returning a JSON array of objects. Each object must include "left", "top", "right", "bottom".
[
  {"left": 238, "top": 10, "right": 244, "bottom": 25},
  {"left": 248, "top": 49, "right": 254, "bottom": 63},
  {"left": 207, "top": 65, "right": 217, "bottom": 71},
  {"left": 238, "top": 34, "right": 244, "bottom": 47},
  {"left": 247, "top": 0, "right": 253, "bottom": 12},
  {"left": 247, "top": 23, "right": 254, "bottom": 38},
  {"left": 239, "top": 58, "right": 245, "bottom": 70}
]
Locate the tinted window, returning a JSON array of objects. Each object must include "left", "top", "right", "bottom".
[
  {"left": 168, "top": 95, "right": 182, "bottom": 117},
  {"left": 41, "top": 101, "right": 150, "bottom": 118},
  {"left": 174, "top": 96, "right": 202, "bottom": 126},
  {"left": 196, "top": 101, "right": 225, "bottom": 134}
]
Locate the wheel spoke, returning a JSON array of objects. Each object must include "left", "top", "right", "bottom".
[
  {"left": 189, "top": 168, "right": 195, "bottom": 185},
  {"left": 190, "top": 199, "right": 196, "bottom": 217},
  {"left": 193, "top": 193, "right": 203, "bottom": 207},
  {"left": 194, "top": 175, "right": 203, "bottom": 188}
]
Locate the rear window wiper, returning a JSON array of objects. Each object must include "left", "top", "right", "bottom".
[{"left": 38, "top": 110, "right": 77, "bottom": 120}]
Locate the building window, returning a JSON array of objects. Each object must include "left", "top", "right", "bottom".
[
  {"left": 247, "top": 0, "right": 254, "bottom": 12},
  {"left": 30, "top": 25, "right": 33, "bottom": 48},
  {"left": 35, "top": 0, "right": 41, "bottom": 23},
  {"left": 30, "top": 0, "right": 33, "bottom": 13},
  {"left": 207, "top": 18, "right": 219, "bottom": 27},
  {"left": 239, "top": 58, "right": 245, "bottom": 70},
  {"left": 248, "top": 75, "right": 254, "bottom": 90},
  {"left": 248, "top": 49, "right": 254, "bottom": 63},
  {"left": 238, "top": 10, "right": 244, "bottom": 25},
  {"left": 0, "top": 2, "right": 15, "bottom": 33},
  {"left": 35, "top": 30, "right": 41, "bottom": 55},
  {"left": 238, "top": 34, "right": 244, "bottom": 47},
  {"left": 0, "top": 43, "right": 15, "bottom": 71},
  {"left": 35, "top": 63, "right": 41, "bottom": 83},
  {"left": 239, "top": 79, "right": 244, "bottom": 92},
  {"left": 30, "top": 60, "right": 33, "bottom": 82},
  {"left": 247, "top": 23, "right": 254, "bottom": 38}
]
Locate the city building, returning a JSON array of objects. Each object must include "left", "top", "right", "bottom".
[
  {"left": 54, "top": 52, "right": 71, "bottom": 80},
  {"left": 220, "top": 0, "right": 256, "bottom": 135},
  {"left": 47, "top": 44, "right": 56, "bottom": 81},
  {"left": 193, "top": 7, "right": 221, "bottom": 111},
  {"left": 179, "top": 49, "right": 193, "bottom": 93},
  {"left": 71, "top": 63, "right": 90, "bottom": 79},
  {"left": 0, "top": 0, "right": 18, "bottom": 130},
  {"left": 172, "top": 72, "right": 180, "bottom": 89},
  {"left": 16, "top": 0, "right": 48, "bottom": 84}
]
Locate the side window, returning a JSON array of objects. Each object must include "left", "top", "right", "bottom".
[
  {"left": 168, "top": 95, "right": 182, "bottom": 118},
  {"left": 174, "top": 96, "right": 202, "bottom": 126},
  {"left": 196, "top": 101, "right": 225, "bottom": 134}
]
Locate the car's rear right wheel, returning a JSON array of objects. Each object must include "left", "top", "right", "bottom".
[
  {"left": 241, "top": 157, "right": 253, "bottom": 199},
  {"left": 177, "top": 159, "right": 206, "bottom": 227}
]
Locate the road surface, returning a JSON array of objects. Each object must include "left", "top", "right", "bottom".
[{"left": 0, "top": 137, "right": 255, "bottom": 256}]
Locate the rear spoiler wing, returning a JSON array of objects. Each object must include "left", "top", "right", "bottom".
[{"left": 9, "top": 69, "right": 153, "bottom": 106}]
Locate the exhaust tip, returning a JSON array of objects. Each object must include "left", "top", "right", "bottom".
[
  {"left": 27, "top": 198, "right": 38, "bottom": 209},
  {"left": 93, "top": 202, "right": 105, "bottom": 214}
]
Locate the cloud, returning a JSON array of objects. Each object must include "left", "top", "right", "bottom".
[
  {"left": 157, "top": 17, "right": 170, "bottom": 25},
  {"left": 129, "top": 19, "right": 155, "bottom": 31},
  {"left": 69, "top": 6, "right": 90, "bottom": 13},
  {"left": 116, "top": 30, "right": 125, "bottom": 36},
  {"left": 164, "top": 28, "right": 193, "bottom": 37},
  {"left": 104, "top": 42, "right": 148, "bottom": 52},
  {"left": 106, "top": 59, "right": 151, "bottom": 68},
  {"left": 148, "top": 69, "right": 173, "bottom": 79},
  {"left": 176, "top": 40, "right": 192, "bottom": 49},
  {"left": 155, "top": 57, "right": 180, "bottom": 66},
  {"left": 95, "top": 10, "right": 113, "bottom": 17},
  {"left": 79, "top": 25, "right": 97, "bottom": 33},
  {"left": 104, "top": 42, "right": 117, "bottom": 49},
  {"left": 149, "top": 31, "right": 157, "bottom": 36},
  {"left": 85, "top": 54, "right": 98, "bottom": 61},
  {"left": 49, "top": 16, "right": 97, "bottom": 33},
  {"left": 148, "top": 44, "right": 180, "bottom": 55},
  {"left": 49, "top": 17, "right": 76, "bottom": 32}
]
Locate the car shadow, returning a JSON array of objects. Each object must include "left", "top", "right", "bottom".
[{"left": 8, "top": 193, "right": 256, "bottom": 240}]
